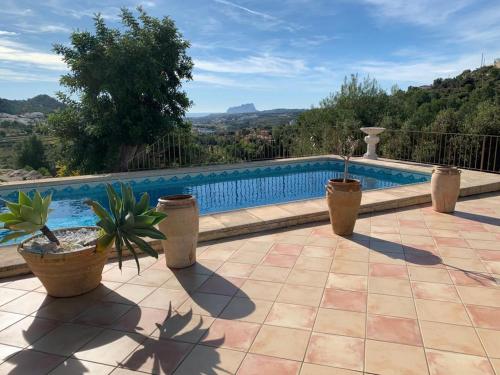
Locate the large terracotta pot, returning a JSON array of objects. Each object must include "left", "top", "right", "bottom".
[
  {"left": 326, "top": 179, "right": 362, "bottom": 236},
  {"left": 18, "top": 227, "right": 109, "bottom": 298},
  {"left": 431, "top": 166, "right": 461, "bottom": 213},
  {"left": 157, "top": 194, "right": 199, "bottom": 268}
]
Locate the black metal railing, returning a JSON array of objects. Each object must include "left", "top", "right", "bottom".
[{"left": 127, "top": 129, "right": 500, "bottom": 174}]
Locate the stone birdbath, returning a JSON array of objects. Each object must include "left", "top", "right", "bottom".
[{"left": 360, "top": 127, "right": 385, "bottom": 160}]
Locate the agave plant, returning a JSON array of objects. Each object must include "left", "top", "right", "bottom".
[
  {"left": 0, "top": 191, "right": 59, "bottom": 245},
  {"left": 85, "top": 183, "right": 167, "bottom": 271}
]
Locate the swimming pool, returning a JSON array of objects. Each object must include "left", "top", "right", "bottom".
[{"left": 0, "top": 159, "right": 430, "bottom": 244}]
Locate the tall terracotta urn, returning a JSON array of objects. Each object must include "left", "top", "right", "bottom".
[
  {"left": 326, "top": 179, "right": 362, "bottom": 236},
  {"left": 431, "top": 166, "right": 461, "bottom": 213},
  {"left": 157, "top": 194, "right": 199, "bottom": 268}
]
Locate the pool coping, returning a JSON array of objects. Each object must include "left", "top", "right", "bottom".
[{"left": 1, "top": 156, "right": 500, "bottom": 278}]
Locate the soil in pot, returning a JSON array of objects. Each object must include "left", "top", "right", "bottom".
[
  {"left": 18, "top": 227, "right": 110, "bottom": 298},
  {"left": 326, "top": 179, "right": 362, "bottom": 236}
]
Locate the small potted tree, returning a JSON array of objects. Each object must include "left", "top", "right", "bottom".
[
  {"left": 0, "top": 183, "right": 166, "bottom": 297},
  {"left": 326, "top": 135, "right": 362, "bottom": 235}
]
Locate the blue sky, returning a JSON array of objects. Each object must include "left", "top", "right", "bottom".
[{"left": 0, "top": 0, "right": 499, "bottom": 112}]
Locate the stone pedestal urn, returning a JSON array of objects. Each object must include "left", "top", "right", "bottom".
[
  {"left": 157, "top": 195, "right": 199, "bottom": 268},
  {"left": 360, "top": 127, "right": 385, "bottom": 159},
  {"left": 431, "top": 166, "right": 461, "bottom": 213},
  {"left": 326, "top": 179, "right": 362, "bottom": 236}
]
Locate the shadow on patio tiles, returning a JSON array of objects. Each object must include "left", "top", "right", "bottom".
[
  {"left": 4, "top": 263, "right": 255, "bottom": 375},
  {"left": 452, "top": 211, "right": 500, "bottom": 226},
  {"left": 342, "top": 232, "right": 499, "bottom": 286}
]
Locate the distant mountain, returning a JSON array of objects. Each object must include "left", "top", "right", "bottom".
[
  {"left": 226, "top": 103, "right": 257, "bottom": 114},
  {"left": 191, "top": 107, "right": 305, "bottom": 131},
  {"left": 0, "top": 95, "right": 64, "bottom": 115}
]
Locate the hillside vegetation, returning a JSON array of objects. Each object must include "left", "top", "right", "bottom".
[{"left": 0, "top": 95, "right": 64, "bottom": 115}]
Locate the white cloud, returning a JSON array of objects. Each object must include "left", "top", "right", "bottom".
[
  {"left": 213, "top": 0, "right": 299, "bottom": 32},
  {"left": 354, "top": 52, "right": 499, "bottom": 84},
  {"left": 0, "top": 68, "right": 57, "bottom": 82},
  {"left": 0, "top": 31, "right": 17, "bottom": 36},
  {"left": 0, "top": 38, "right": 66, "bottom": 71},
  {"left": 360, "top": 0, "right": 474, "bottom": 26},
  {"left": 194, "top": 54, "right": 307, "bottom": 76}
]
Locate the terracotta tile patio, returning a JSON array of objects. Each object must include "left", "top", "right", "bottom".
[{"left": 0, "top": 193, "right": 499, "bottom": 374}]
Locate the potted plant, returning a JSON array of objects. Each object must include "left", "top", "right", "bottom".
[
  {"left": 326, "top": 135, "right": 362, "bottom": 235},
  {"left": 431, "top": 166, "right": 461, "bottom": 213},
  {"left": 0, "top": 183, "right": 167, "bottom": 297}
]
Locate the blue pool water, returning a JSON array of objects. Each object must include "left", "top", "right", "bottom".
[{"left": 0, "top": 160, "right": 430, "bottom": 244}]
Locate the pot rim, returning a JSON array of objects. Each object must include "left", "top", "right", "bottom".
[
  {"left": 158, "top": 194, "right": 195, "bottom": 202},
  {"left": 18, "top": 226, "right": 100, "bottom": 256},
  {"left": 328, "top": 178, "right": 361, "bottom": 185}
]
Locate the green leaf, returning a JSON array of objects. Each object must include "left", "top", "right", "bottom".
[
  {"left": 20, "top": 206, "right": 41, "bottom": 225},
  {"left": 9, "top": 221, "right": 41, "bottom": 233},
  {"left": 115, "top": 236, "right": 123, "bottom": 269},
  {"left": 18, "top": 191, "right": 32, "bottom": 207},
  {"left": 127, "top": 233, "right": 158, "bottom": 259},
  {"left": 3, "top": 220, "right": 23, "bottom": 229},
  {"left": 105, "top": 184, "right": 121, "bottom": 220},
  {"left": 96, "top": 218, "right": 116, "bottom": 234},
  {"left": 149, "top": 211, "right": 167, "bottom": 225},
  {"left": 0, "top": 231, "right": 26, "bottom": 243},
  {"left": 6, "top": 202, "right": 21, "bottom": 217},
  {"left": 85, "top": 200, "right": 112, "bottom": 221},
  {"left": 132, "top": 215, "right": 155, "bottom": 227},
  {"left": 0, "top": 213, "right": 18, "bottom": 223},
  {"left": 124, "top": 212, "right": 135, "bottom": 227},
  {"left": 129, "top": 227, "right": 166, "bottom": 240},
  {"left": 134, "top": 192, "right": 150, "bottom": 215},
  {"left": 123, "top": 237, "right": 140, "bottom": 274},
  {"left": 96, "top": 232, "right": 115, "bottom": 252},
  {"left": 32, "top": 192, "right": 43, "bottom": 214},
  {"left": 41, "top": 194, "right": 52, "bottom": 224}
]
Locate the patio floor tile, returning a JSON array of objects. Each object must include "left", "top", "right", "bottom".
[
  {"left": 220, "top": 297, "right": 273, "bottom": 323},
  {"left": 173, "top": 345, "right": 245, "bottom": 375},
  {"left": 138, "top": 287, "right": 189, "bottom": 311},
  {"left": 152, "top": 311, "right": 214, "bottom": 343},
  {"left": 121, "top": 338, "right": 192, "bottom": 374},
  {"left": 426, "top": 349, "right": 495, "bottom": 375},
  {"left": 313, "top": 308, "right": 365, "bottom": 338},
  {"left": 286, "top": 268, "right": 328, "bottom": 287},
  {"left": 201, "top": 319, "right": 260, "bottom": 351},
  {"left": 276, "top": 284, "right": 323, "bottom": 307},
  {"left": 411, "top": 281, "right": 460, "bottom": 302},
  {"left": 265, "top": 302, "right": 317, "bottom": 330},
  {"left": 367, "top": 293, "right": 416, "bottom": 319},
  {"left": 197, "top": 275, "right": 245, "bottom": 296},
  {"left": 74, "top": 329, "right": 145, "bottom": 366},
  {"left": 270, "top": 243, "right": 303, "bottom": 256},
  {"left": 177, "top": 292, "right": 231, "bottom": 317},
  {"left": 299, "top": 363, "right": 362, "bottom": 374},
  {"left": 368, "top": 276, "right": 412, "bottom": 297},
  {"left": 73, "top": 301, "right": 132, "bottom": 327},
  {"left": 476, "top": 328, "right": 500, "bottom": 358},
  {"left": 49, "top": 359, "right": 114, "bottom": 374},
  {"left": 0, "top": 316, "right": 59, "bottom": 348},
  {"left": 113, "top": 306, "right": 172, "bottom": 336},
  {"left": 326, "top": 273, "right": 367, "bottom": 291},
  {"left": 29, "top": 323, "right": 102, "bottom": 356},
  {"left": 305, "top": 332, "right": 364, "bottom": 371},
  {"left": 419, "top": 321, "right": 485, "bottom": 356},
  {"left": 236, "top": 280, "right": 282, "bottom": 301},
  {"left": 330, "top": 260, "right": 368, "bottom": 276},
  {"left": 321, "top": 288, "right": 367, "bottom": 312},
  {"left": 249, "top": 265, "right": 290, "bottom": 282},
  {"left": 249, "top": 325, "right": 310, "bottom": 361},
  {"left": 237, "top": 353, "right": 301, "bottom": 375},
  {"left": 466, "top": 305, "right": 500, "bottom": 329},
  {"left": 0, "top": 349, "right": 65, "bottom": 374},
  {"left": 366, "top": 315, "right": 422, "bottom": 346},
  {"left": 365, "top": 340, "right": 429, "bottom": 375},
  {"left": 415, "top": 299, "right": 471, "bottom": 325}
]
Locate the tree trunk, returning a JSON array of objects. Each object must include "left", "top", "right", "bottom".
[
  {"left": 117, "top": 144, "right": 138, "bottom": 172},
  {"left": 41, "top": 225, "right": 60, "bottom": 245}
]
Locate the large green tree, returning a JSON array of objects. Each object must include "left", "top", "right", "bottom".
[{"left": 49, "top": 7, "right": 193, "bottom": 173}]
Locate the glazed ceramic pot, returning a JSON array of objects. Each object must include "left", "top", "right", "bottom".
[
  {"left": 326, "top": 179, "right": 362, "bottom": 236},
  {"left": 18, "top": 227, "right": 109, "bottom": 298},
  {"left": 157, "top": 194, "right": 199, "bottom": 268},
  {"left": 431, "top": 166, "right": 461, "bottom": 213}
]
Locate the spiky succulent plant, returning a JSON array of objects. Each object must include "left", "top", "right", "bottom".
[
  {"left": 0, "top": 191, "right": 59, "bottom": 245},
  {"left": 85, "top": 183, "right": 167, "bottom": 271}
]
